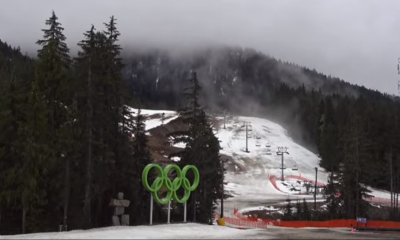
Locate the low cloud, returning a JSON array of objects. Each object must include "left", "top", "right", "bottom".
[{"left": 1, "top": 0, "right": 399, "bottom": 95}]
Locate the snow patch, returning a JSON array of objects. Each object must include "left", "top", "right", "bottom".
[{"left": 3, "top": 223, "right": 266, "bottom": 239}]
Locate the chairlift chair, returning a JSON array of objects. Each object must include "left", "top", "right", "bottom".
[{"left": 292, "top": 163, "right": 298, "bottom": 171}]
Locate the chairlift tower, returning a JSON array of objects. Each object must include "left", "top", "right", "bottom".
[
  {"left": 244, "top": 121, "right": 252, "bottom": 153},
  {"left": 223, "top": 109, "right": 227, "bottom": 129},
  {"left": 277, "top": 146, "right": 289, "bottom": 181}
]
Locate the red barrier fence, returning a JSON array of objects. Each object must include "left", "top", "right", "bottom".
[
  {"left": 266, "top": 219, "right": 400, "bottom": 229},
  {"left": 232, "top": 209, "right": 400, "bottom": 229},
  {"left": 216, "top": 209, "right": 400, "bottom": 230},
  {"left": 224, "top": 217, "right": 269, "bottom": 229},
  {"left": 268, "top": 175, "right": 284, "bottom": 193}
]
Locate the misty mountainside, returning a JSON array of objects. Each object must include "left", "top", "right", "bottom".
[
  {"left": 122, "top": 45, "right": 362, "bottom": 111},
  {"left": 121, "top": 44, "right": 400, "bottom": 196},
  {"left": 120, "top": 45, "right": 398, "bottom": 150},
  {"left": 2, "top": 38, "right": 400, "bottom": 193}
]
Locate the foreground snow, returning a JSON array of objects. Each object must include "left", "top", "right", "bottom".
[{"left": 3, "top": 223, "right": 266, "bottom": 239}]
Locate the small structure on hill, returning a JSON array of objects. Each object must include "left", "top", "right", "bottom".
[
  {"left": 161, "top": 112, "right": 165, "bottom": 125},
  {"left": 110, "top": 192, "right": 131, "bottom": 226}
]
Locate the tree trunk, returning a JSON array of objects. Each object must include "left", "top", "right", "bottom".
[
  {"left": 355, "top": 122, "right": 360, "bottom": 219},
  {"left": 396, "top": 191, "right": 399, "bottom": 219},
  {"left": 83, "top": 62, "right": 93, "bottom": 229},
  {"left": 22, "top": 204, "right": 26, "bottom": 234},
  {"left": 395, "top": 174, "right": 399, "bottom": 217},
  {"left": 390, "top": 150, "right": 393, "bottom": 213},
  {"left": 63, "top": 157, "right": 70, "bottom": 229},
  {"left": 394, "top": 174, "right": 396, "bottom": 217}
]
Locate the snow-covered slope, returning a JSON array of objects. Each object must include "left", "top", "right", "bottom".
[
  {"left": 3, "top": 223, "right": 265, "bottom": 239},
  {"left": 126, "top": 108, "right": 391, "bottom": 206},
  {"left": 128, "top": 109, "right": 328, "bottom": 201},
  {"left": 128, "top": 107, "right": 179, "bottom": 131},
  {"left": 214, "top": 116, "right": 329, "bottom": 201}
]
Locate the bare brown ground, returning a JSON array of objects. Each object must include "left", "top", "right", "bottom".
[{"left": 147, "top": 116, "right": 234, "bottom": 165}]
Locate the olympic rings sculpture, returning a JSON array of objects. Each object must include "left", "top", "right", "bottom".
[{"left": 142, "top": 164, "right": 200, "bottom": 204}]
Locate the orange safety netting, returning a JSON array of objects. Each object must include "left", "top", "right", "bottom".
[{"left": 232, "top": 209, "right": 400, "bottom": 228}]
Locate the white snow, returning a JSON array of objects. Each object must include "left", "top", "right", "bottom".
[
  {"left": 275, "top": 179, "right": 303, "bottom": 194},
  {"left": 127, "top": 107, "right": 179, "bottom": 131},
  {"left": 239, "top": 206, "right": 279, "bottom": 213},
  {"left": 224, "top": 174, "right": 286, "bottom": 201},
  {"left": 214, "top": 116, "right": 330, "bottom": 202},
  {"left": 2, "top": 223, "right": 267, "bottom": 239},
  {"left": 367, "top": 186, "right": 392, "bottom": 199}
]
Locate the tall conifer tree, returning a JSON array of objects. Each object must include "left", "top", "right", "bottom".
[{"left": 167, "top": 72, "right": 223, "bottom": 223}]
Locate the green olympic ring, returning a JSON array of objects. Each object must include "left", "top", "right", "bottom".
[{"left": 142, "top": 164, "right": 200, "bottom": 204}]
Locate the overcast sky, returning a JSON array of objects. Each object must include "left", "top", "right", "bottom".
[{"left": 1, "top": 0, "right": 399, "bottom": 95}]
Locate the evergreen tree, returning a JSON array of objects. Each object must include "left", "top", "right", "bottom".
[
  {"left": 295, "top": 199, "right": 302, "bottom": 220},
  {"left": 74, "top": 18, "right": 129, "bottom": 228},
  {"left": 35, "top": 11, "right": 75, "bottom": 230},
  {"left": 0, "top": 41, "right": 36, "bottom": 234},
  {"left": 302, "top": 198, "right": 311, "bottom": 221},
  {"left": 283, "top": 199, "right": 293, "bottom": 220},
  {"left": 128, "top": 108, "right": 152, "bottom": 225},
  {"left": 15, "top": 81, "right": 51, "bottom": 233},
  {"left": 194, "top": 111, "right": 224, "bottom": 224},
  {"left": 35, "top": 10, "right": 71, "bottom": 133},
  {"left": 324, "top": 172, "right": 342, "bottom": 219},
  {"left": 75, "top": 24, "right": 97, "bottom": 229},
  {"left": 338, "top": 110, "right": 372, "bottom": 219},
  {"left": 167, "top": 72, "right": 223, "bottom": 223},
  {"left": 103, "top": 16, "right": 125, "bottom": 171},
  {"left": 318, "top": 97, "right": 338, "bottom": 171}
]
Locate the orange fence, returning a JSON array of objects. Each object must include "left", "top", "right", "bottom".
[
  {"left": 266, "top": 219, "right": 400, "bottom": 229},
  {"left": 232, "top": 209, "right": 400, "bottom": 229},
  {"left": 215, "top": 209, "right": 400, "bottom": 229},
  {"left": 214, "top": 212, "right": 269, "bottom": 229},
  {"left": 223, "top": 217, "right": 269, "bottom": 229}
]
